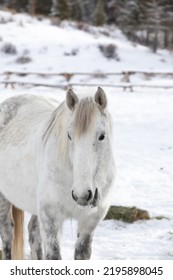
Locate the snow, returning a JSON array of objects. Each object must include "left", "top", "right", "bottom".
[{"left": 0, "top": 11, "right": 173, "bottom": 260}]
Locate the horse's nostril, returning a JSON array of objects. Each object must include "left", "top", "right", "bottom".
[
  {"left": 87, "top": 190, "right": 93, "bottom": 201},
  {"left": 72, "top": 190, "right": 77, "bottom": 202},
  {"left": 72, "top": 189, "right": 93, "bottom": 203}
]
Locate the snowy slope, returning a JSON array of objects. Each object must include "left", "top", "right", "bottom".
[
  {"left": 0, "top": 11, "right": 173, "bottom": 260},
  {"left": 0, "top": 10, "right": 173, "bottom": 75}
]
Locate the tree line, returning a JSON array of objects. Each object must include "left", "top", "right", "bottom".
[{"left": 1, "top": 0, "right": 173, "bottom": 52}]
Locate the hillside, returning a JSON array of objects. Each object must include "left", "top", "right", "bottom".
[{"left": 0, "top": 10, "right": 173, "bottom": 75}]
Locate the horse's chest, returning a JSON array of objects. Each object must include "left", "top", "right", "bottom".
[{"left": 55, "top": 178, "right": 74, "bottom": 212}]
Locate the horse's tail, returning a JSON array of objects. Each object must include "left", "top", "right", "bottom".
[{"left": 12, "top": 206, "right": 24, "bottom": 260}]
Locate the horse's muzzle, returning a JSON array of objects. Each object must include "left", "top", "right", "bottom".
[{"left": 72, "top": 188, "right": 99, "bottom": 207}]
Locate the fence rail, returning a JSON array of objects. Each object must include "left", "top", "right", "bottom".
[
  {"left": 1, "top": 71, "right": 173, "bottom": 91},
  {"left": 2, "top": 81, "right": 173, "bottom": 91},
  {"left": 1, "top": 70, "right": 173, "bottom": 77}
]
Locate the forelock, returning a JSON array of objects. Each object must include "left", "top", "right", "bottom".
[{"left": 74, "top": 97, "right": 97, "bottom": 137}]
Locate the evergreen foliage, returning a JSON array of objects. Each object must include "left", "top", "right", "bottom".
[
  {"left": 68, "top": 0, "right": 82, "bottom": 21},
  {"left": 94, "top": 0, "right": 106, "bottom": 26},
  {"left": 5, "top": 0, "right": 29, "bottom": 12},
  {"left": 34, "top": 0, "right": 52, "bottom": 15},
  {"left": 1, "top": 0, "right": 173, "bottom": 50},
  {"left": 56, "top": 0, "right": 70, "bottom": 20}
]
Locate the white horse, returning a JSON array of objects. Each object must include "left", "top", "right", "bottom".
[{"left": 0, "top": 87, "right": 115, "bottom": 260}]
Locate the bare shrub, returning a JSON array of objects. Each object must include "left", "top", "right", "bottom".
[
  {"left": 0, "top": 16, "right": 14, "bottom": 25},
  {"left": 15, "top": 56, "right": 32, "bottom": 64},
  {"left": 1, "top": 43, "right": 17, "bottom": 55},
  {"left": 76, "top": 22, "right": 90, "bottom": 32},
  {"left": 98, "top": 43, "right": 120, "bottom": 60},
  {"left": 51, "top": 17, "right": 61, "bottom": 27},
  {"left": 64, "top": 48, "right": 78, "bottom": 56}
]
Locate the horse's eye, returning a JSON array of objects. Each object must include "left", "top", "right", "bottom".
[
  {"left": 68, "top": 133, "right": 72, "bottom": 140},
  {"left": 99, "top": 134, "right": 105, "bottom": 141}
]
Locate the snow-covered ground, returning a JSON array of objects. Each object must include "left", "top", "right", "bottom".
[{"left": 0, "top": 10, "right": 173, "bottom": 260}]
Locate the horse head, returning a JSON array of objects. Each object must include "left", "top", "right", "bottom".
[{"left": 66, "top": 87, "right": 113, "bottom": 207}]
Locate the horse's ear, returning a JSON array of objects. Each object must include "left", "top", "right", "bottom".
[
  {"left": 95, "top": 87, "right": 107, "bottom": 110},
  {"left": 66, "top": 88, "right": 78, "bottom": 110}
]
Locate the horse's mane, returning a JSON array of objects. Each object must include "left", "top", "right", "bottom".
[
  {"left": 42, "top": 101, "right": 69, "bottom": 164},
  {"left": 42, "top": 96, "right": 110, "bottom": 165}
]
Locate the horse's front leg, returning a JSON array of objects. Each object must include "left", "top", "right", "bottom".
[
  {"left": 38, "top": 204, "right": 62, "bottom": 260},
  {"left": 28, "top": 215, "right": 43, "bottom": 260},
  {"left": 75, "top": 207, "right": 107, "bottom": 260},
  {"left": 0, "top": 193, "right": 14, "bottom": 260},
  {"left": 75, "top": 233, "right": 93, "bottom": 260}
]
